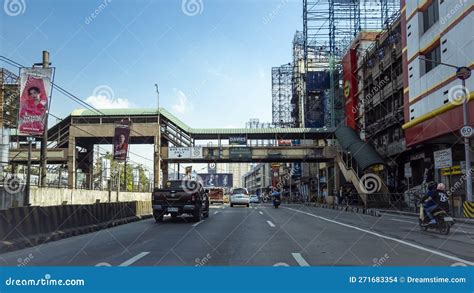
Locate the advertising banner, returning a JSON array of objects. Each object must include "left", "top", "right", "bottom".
[
  {"left": 229, "top": 136, "right": 247, "bottom": 146},
  {"left": 18, "top": 67, "right": 53, "bottom": 136},
  {"left": 198, "top": 173, "right": 233, "bottom": 188},
  {"left": 113, "top": 121, "right": 131, "bottom": 161}
]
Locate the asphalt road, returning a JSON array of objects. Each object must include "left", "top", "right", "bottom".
[{"left": 0, "top": 204, "right": 473, "bottom": 267}]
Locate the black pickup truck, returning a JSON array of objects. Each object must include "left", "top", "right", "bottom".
[{"left": 152, "top": 180, "right": 210, "bottom": 223}]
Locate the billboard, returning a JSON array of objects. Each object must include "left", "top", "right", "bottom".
[
  {"left": 18, "top": 68, "right": 53, "bottom": 136},
  {"left": 198, "top": 173, "right": 233, "bottom": 188},
  {"left": 113, "top": 121, "right": 131, "bottom": 161},
  {"left": 229, "top": 136, "right": 247, "bottom": 146}
]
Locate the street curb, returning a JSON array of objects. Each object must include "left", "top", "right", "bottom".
[
  {"left": 376, "top": 209, "right": 474, "bottom": 226},
  {"left": 0, "top": 214, "right": 153, "bottom": 254},
  {"left": 304, "top": 203, "right": 381, "bottom": 217}
]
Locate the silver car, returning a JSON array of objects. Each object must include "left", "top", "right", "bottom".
[{"left": 230, "top": 194, "right": 250, "bottom": 207}]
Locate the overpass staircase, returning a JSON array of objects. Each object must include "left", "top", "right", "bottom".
[{"left": 335, "top": 148, "right": 390, "bottom": 208}]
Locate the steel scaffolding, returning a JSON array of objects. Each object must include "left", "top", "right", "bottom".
[
  {"left": 302, "top": 0, "right": 400, "bottom": 127},
  {"left": 272, "top": 63, "right": 293, "bottom": 128}
]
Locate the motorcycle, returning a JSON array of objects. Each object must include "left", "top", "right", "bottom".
[
  {"left": 273, "top": 197, "right": 281, "bottom": 209},
  {"left": 418, "top": 205, "right": 455, "bottom": 235}
]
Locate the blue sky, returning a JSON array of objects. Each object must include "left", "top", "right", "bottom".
[
  {"left": 1, "top": 0, "right": 301, "bottom": 128},
  {"left": 1, "top": 0, "right": 301, "bottom": 170}
]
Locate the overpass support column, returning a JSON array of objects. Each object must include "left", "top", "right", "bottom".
[{"left": 67, "top": 134, "right": 76, "bottom": 189}]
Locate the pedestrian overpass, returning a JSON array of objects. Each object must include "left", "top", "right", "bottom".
[{"left": 10, "top": 108, "right": 389, "bottom": 207}]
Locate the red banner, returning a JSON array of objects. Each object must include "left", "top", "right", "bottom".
[
  {"left": 18, "top": 68, "right": 52, "bottom": 136},
  {"left": 113, "top": 121, "right": 131, "bottom": 161}
]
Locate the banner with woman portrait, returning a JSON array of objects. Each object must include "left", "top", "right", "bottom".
[
  {"left": 18, "top": 68, "right": 53, "bottom": 136},
  {"left": 113, "top": 121, "right": 131, "bottom": 161}
]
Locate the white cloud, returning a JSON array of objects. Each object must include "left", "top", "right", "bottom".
[
  {"left": 172, "top": 89, "right": 193, "bottom": 114},
  {"left": 85, "top": 95, "right": 131, "bottom": 109}
]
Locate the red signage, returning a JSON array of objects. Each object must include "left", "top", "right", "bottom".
[
  {"left": 18, "top": 68, "right": 52, "bottom": 136},
  {"left": 342, "top": 49, "right": 358, "bottom": 129}
]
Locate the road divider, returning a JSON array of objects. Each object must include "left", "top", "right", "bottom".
[
  {"left": 305, "top": 202, "right": 381, "bottom": 217},
  {"left": 0, "top": 201, "right": 152, "bottom": 253}
]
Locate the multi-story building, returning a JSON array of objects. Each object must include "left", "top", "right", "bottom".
[
  {"left": 243, "top": 163, "right": 272, "bottom": 196},
  {"left": 401, "top": 0, "right": 474, "bottom": 191},
  {"left": 228, "top": 163, "right": 251, "bottom": 188},
  {"left": 351, "top": 13, "right": 407, "bottom": 192}
]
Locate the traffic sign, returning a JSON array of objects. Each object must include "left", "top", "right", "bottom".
[
  {"left": 460, "top": 125, "right": 473, "bottom": 138},
  {"left": 456, "top": 66, "right": 471, "bottom": 80}
]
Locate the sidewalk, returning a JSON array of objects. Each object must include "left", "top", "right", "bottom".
[{"left": 377, "top": 209, "right": 474, "bottom": 226}]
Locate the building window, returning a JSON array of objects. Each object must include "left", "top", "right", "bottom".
[
  {"left": 423, "top": 1, "right": 439, "bottom": 33},
  {"left": 423, "top": 45, "right": 441, "bottom": 74}
]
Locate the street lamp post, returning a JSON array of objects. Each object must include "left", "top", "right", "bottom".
[{"left": 418, "top": 57, "right": 472, "bottom": 202}]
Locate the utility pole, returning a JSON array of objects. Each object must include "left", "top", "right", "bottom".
[{"left": 40, "top": 51, "right": 50, "bottom": 187}]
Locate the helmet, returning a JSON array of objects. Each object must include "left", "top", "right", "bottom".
[
  {"left": 437, "top": 183, "right": 445, "bottom": 191},
  {"left": 428, "top": 182, "right": 437, "bottom": 191}
]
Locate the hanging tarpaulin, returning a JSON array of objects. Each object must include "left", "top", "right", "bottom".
[
  {"left": 113, "top": 121, "right": 131, "bottom": 161},
  {"left": 18, "top": 67, "right": 53, "bottom": 136}
]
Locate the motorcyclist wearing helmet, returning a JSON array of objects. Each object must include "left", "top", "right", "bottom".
[
  {"left": 422, "top": 183, "right": 449, "bottom": 224},
  {"left": 420, "top": 182, "right": 438, "bottom": 225}
]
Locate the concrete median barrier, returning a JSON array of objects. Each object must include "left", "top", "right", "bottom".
[
  {"left": 0, "top": 201, "right": 152, "bottom": 253},
  {"left": 304, "top": 202, "right": 381, "bottom": 218}
]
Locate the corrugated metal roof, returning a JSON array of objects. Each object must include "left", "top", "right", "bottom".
[{"left": 70, "top": 108, "right": 332, "bottom": 135}]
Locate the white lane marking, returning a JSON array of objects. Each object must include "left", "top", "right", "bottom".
[
  {"left": 259, "top": 211, "right": 264, "bottom": 215},
  {"left": 389, "top": 218, "right": 416, "bottom": 224},
  {"left": 192, "top": 220, "right": 204, "bottom": 227},
  {"left": 266, "top": 220, "right": 276, "bottom": 227},
  {"left": 291, "top": 253, "right": 310, "bottom": 267},
  {"left": 285, "top": 207, "right": 474, "bottom": 266},
  {"left": 119, "top": 252, "right": 150, "bottom": 267},
  {"left": 214, "top": 211, "right": 219, "bottom": 215}
]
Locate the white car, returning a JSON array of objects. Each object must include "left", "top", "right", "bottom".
[
  {"left": 230, "top": 194, "right": 250, "bottom": 207},
  {"left": 249, "top": 194, "right": 260, "bottom": 203}
]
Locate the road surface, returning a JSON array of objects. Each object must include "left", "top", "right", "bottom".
[{"left": 1, "top": 204, "right": 473, "bottom": 266}]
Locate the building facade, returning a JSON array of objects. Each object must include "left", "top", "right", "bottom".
[{"left": 401, "top": 0, "right": 474, "bottom": 192}]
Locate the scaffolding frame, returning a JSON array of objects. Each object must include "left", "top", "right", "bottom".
[
  {"left": 302, "top": 0, "right": 400, "bottom": 127},
  {"left": 272, "top": 63, "right": 293, "bottom": 128}
]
